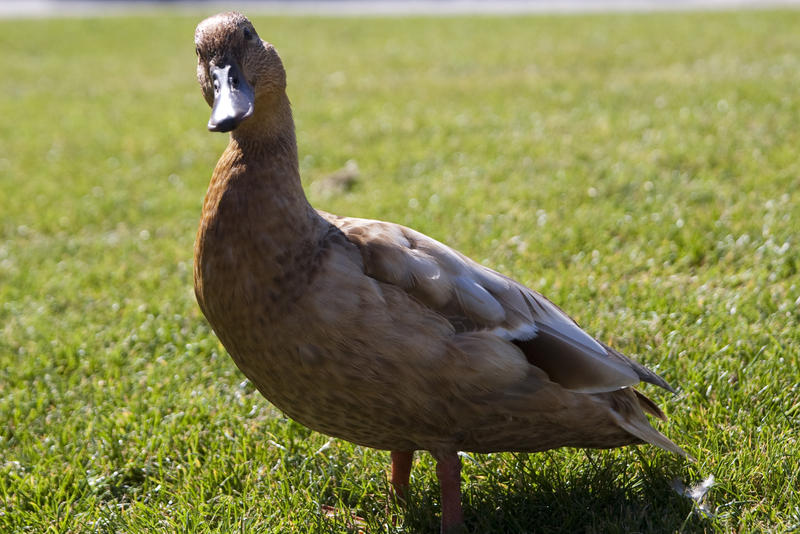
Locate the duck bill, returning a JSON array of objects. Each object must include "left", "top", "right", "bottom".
[{"left": 208, "top": 62, "right": 254, "bottom": 132}]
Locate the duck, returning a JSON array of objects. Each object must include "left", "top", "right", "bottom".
[{"left": 192, "top": 12, "right": 689, "bottom": 533}]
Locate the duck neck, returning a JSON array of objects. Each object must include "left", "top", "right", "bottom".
[
  {"left": 197, "top": 91, "right": 328, "bottom": 307},
  {"left": 213, "top": 91, "right": 317, "bottom": 233},
  {"left": 231, "top": 92, "right": 298, "bottom": 164},
  {"left": 229, "top": 93, "right": 300, "bottom": 187}
]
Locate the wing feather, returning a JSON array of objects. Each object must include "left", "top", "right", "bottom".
[{"left": 321, "top": 212, "right": 672, "bottom": 394}]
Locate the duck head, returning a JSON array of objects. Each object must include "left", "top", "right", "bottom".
[{"left": 195, "top": 12, "right": 286, "bottom": 133}]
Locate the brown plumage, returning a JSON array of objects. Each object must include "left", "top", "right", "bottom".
[{"left": 193, "top": 12, "right": 690, "bottom": 533}]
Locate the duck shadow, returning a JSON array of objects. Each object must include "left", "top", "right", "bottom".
[{"left": 400, "top": 452, "right": 711, "bottom": 534}]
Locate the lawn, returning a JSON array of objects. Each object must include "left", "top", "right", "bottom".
[{"left": 1, "top": 8, "right": 799, "bottom": 533}]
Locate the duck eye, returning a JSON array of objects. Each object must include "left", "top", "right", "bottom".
[{"left": 243, "top": 28, "right": 253, "bottom": 41}]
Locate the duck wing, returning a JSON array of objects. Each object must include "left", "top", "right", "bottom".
[{"left": 321, "top": 212, "right": 673, "bottom": 395}]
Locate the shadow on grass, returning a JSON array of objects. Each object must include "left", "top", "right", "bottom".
[{"left": 399, "top": 451, "right": 711, "bottom": 534}]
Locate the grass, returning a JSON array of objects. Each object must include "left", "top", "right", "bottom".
[{"left": 1, "top": 8, "right": 799, "bottom": 533}]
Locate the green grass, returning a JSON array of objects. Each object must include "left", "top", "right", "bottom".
[{"left": 1, "top": 9, "right": 799, "bottom": 533}]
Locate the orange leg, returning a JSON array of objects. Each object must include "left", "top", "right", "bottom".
[
  {"left": 435, "top": 452, "right": 464, "bottom": 534},
  {"left": 390, "top": 450, "right": 414, "bottom": 501}
]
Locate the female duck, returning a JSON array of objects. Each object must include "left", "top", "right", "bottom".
[{"left": 193, "top": 12, "right": 688, "bottom": 533}]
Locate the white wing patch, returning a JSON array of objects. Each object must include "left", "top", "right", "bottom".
[{"left": 490, "top": 323, "right": 539, "bottom": 342}]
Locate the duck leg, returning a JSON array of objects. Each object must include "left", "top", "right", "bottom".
[
  {"left": 435, "top": 452, "right": 464, "bottom": 534},
  {"left": 390, "top": 450, "right": 414, "bottom": 500}
]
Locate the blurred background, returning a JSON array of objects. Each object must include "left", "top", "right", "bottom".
[{"left": 3, "top": 0, "right": 800, "bottom": 17}]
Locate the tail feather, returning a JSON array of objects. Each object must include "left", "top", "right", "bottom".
[
  {"left": 609, "top": 388, "right": 694, "bottom": 461},
  {"left": 634, "top": 389, "right": 666, "bottom": 420},
  {"left": 616, "top": 410, "right": 694, "bottom": 460}
]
